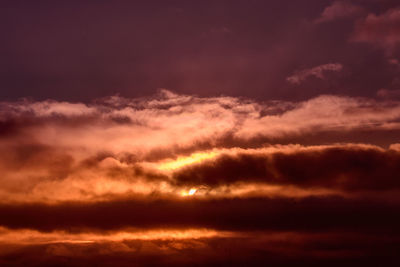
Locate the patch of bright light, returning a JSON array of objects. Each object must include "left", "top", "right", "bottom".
[
  {"left": 188, "top": 188, "right": 197, "bottom": 195},
  {"left": 157, "top": 151, "right": 218, "bottom": 170},
  {"left": 181, "top": 188, "right": 197, "bottom": 197}
]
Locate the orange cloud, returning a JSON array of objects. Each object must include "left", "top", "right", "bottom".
[{"left": 1, "top": 92, "right": 400, "bottom": 204}]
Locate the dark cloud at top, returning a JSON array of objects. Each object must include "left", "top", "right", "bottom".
[{"left": 1, "top": 0, "right": 400, "bottom": 101}]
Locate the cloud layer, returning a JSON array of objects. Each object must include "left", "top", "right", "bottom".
[
  {"left": 1, "top": 91, "right": 400, "bottom": 202},
  {"left": 1, "top": 91, "right": 400, "bottom": 266}
]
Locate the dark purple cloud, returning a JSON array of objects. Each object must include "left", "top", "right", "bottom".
[
  {"left": 351, "top": 7, "right": 400, "bottom": 54},
  {"left": 0, "top": 0, "right": 399, "bottom": 101},
  {"left": 315, "top": 1, "right": 364, "bottom": 23}
]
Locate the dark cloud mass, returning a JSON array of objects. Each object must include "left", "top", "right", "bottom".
[
  {"left": 173, "top": 145, "right": 400, "bottom": 190},
  {"left": 1, "top": 196, "right": 400, "bottom": 232},
  {"left": 2, "top": 0, "right": 400, "bottom": 266}
]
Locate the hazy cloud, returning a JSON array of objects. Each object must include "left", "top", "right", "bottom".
[
  {"left": 286, "top": 63, "right": 343, "bottom": 85},
  {"left": 351, "top": 7, "right": 400, "bottom": 53},
  {"left": 315, "top": 1, "right": 363, "bottom": 23}
]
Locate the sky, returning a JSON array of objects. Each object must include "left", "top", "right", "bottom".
[{"left": 1, "top": 1, "right": 400, "bottom": 266}]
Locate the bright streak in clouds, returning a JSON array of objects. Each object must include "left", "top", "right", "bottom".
[
  {"left": 157, "top": 151, "right": 218, "bottom": 170},
  {"left": 0, "top": 227, "right": 234, "bottom": 245}
]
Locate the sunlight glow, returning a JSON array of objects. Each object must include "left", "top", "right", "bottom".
[
  {"left": 188, "top": 188, "right": 197, "bottom": 195},
  {"left": 181, "top": 188, "right": 197, "bottom": 197},
  {"left": 157, "top": 152, "right": 218, "bottom": 170}
]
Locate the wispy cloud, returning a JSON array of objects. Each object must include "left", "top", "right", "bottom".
[{"left": 286, "top": 63, "right": 343, "bottom": 85}]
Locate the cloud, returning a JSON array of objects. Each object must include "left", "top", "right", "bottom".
[
  {"left": 0, "top": 196, "right": 399, "bottom": 233},
  {"left": 351, "top": 7, "right": 400, "bottom": 53},
  {"left": 388, "top": 58, "right": 400, "bottom": 66},
  {"left": 235, "top": 94, "right": 400, "bottom": 140},
  {"left": 377, "top": 88, "right": 400, "bottom": 99},
  {"left": 286, "top": 63, "right": 343, "bottom": 85},
  {"left": 4, "top": 90, "right": 400, "bottom": 155},
  {"left": 1, "top": 91, "right": 400, "bottom": 266},
  {"left": 172, "top": 144, "right": 400, "bottom": 191},
  {"left": 1, "top": 229, "right": 398, "bottom": 267},
  {"left": 0, "top": 92, "right": 400, "bottom": 203},
  {"left": 315, "top": 1, "right": 363, "bottom": 24}
]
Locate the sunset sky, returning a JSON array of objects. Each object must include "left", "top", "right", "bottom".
[{"left": 1, "top": 1, "right": 400, "bottom": 266}]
